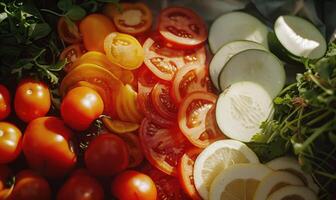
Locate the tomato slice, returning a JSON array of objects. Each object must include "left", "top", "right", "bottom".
[
  {"left": 158, "top": 7, "right": 207, "bottom": 49},
  {"left": 137, "top": 83, "right": 174, "bottom": 128},
  {"left": 143, "top": 37, "right": 206, "bottom": 81},
  {"left": 141, "top": 163, "right": 191, "bottom": 200},
  {"left": 57, "top": 17, "right": 81, "bottom": 44},
  {"left": 178, "top": 91, "right": 222, "bottom": 148},
  {"left": 120, "top": 133, "right": 144, "bottom": 168},
  {"left": 178, "top": 148, "right": 202, "bottom": 200},
  {"left": 102, "top": 117, "right": 139, "bottom": 135},
  {"left": 60, "top": 44, "right": 86, "bottom": 72},
  {"left": 172, "top": 63, "right": 214, "bottom": 104},
  {"left": 104, "top": 32, "right": 144, "bottom": 70},
  {"left": 112, "top": 3, "right": 152, "bottom": 35},
  {"left": 139, "top": 118, "right": 191, "bottom": 176},
  {"left": 151, "top": 83, "right": 178, "bottom": 120},
  {"left": 136, "top": 65, "right": 160, "bottom": 88}
]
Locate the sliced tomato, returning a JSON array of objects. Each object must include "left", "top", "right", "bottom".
[
  {"left": 143, "top": 37, "right": 206, "bottom": 81},
  {"left": 136, "top": 65, "right": 160, "bottom": 88},
  {"left": 151, "top": 83, "right": 178, "bottom": 120},
  {"left": 139, "top": 118, "right": 191, "bottom": 176},
  {"left": 141, "top": 163, "right": 191, "bottom": 200},
  {"left": 120, "top": 133, "right": 144, "bottom": 168},
  {"left": 137, "top": 83, "right": 174, "bottom": 128},
  {"left": 158, "top": 7, "right": 207, "bottom": 49},
  {"left": 57, "top": 17, "right": 81, "bottom": 44},
  {"left": 172, "top": 63, "right": 213, "bottom": 104},
  {"left": 178, "top": 148, "right": 202, "bottom": 200},
  {"left": 60, "top": 44, "right": 86, "bottom": 72},
  {"left": 178, "top": 92, "right": 222, "bottom": 148}
]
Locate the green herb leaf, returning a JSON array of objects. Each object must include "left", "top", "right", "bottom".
[
  {"left": 96, "top": 0, "right": 119, "bottom": 3},
  {"left": 57, "top": 0, "right": 73, "bottom": 12},
  {"left": 66, "top": 5, "right": 86, "bottom": 21},
  {"left": 29, "top": 23, "right": 51, "bottom": 40}
]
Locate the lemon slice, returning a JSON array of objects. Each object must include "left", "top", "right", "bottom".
[
  {"left": 209, "top": 163, "right": 272, "bottom": 200},
  {"left": 266, "top": 156, "right": 319, "bottom": 193},
  {"left": 254, "top": 171, "right": 304, "bottom": 200},
  {"left": 194, "top": 140, "right": 259, "bottom": 199},
  {"left": 266, "top": 186, "right": 318, "bottom": 200},
  {"left": 102, "top": 117, "right": 139, "bottom": 134}
]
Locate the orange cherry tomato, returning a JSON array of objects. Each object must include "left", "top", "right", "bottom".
[
  {"left": 57, "top": 169, "right": 104, "bottom": 200},
  {"left": 104, "top": 32, "right": 144, "bottom": 70},
  {"left": 14, "top": 79, "right": 51, "bottom": 123},
  {"left": 0, "top": 85, "right": 10, "bottom": 120},
  {"left": 22, "top": 117, "right": 77, "bottom": 178},
  {"left": 111, "top": 170, "right": 157, "bottom": 200},
  {"left": 57, "top": 17, "right": 81, "bottom": 44},
  {"left": 0, "top": 122, "right": 22, "bottom": 164},
  {"left": 61, "top": 86, "right": 104, "bottom": 131},
  {"left": 8, "top": 170, "right": 51, "bottom": 200},
  {"left": 79, "top": 14, "right": 116, "bottom": 52},
  {"left": 60, "top": 44, "right": 86, "bottom": 72}
]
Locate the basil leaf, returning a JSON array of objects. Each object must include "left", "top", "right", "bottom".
[
  {"left": 66, "top": 5, "right": 86, "bottom": 21},
  {"left": 57, "top": 0, "right": 73, "bottom": 12},
  {"left": 96, "top": 0, "right": 119, "bottom": 3},
  {"left": 29, "top": 23, "right": 51, "bottom": 40}
]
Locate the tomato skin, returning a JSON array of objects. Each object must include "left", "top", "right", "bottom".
[
  {"left": 8, "top": 170, "right": 51, "bottom": 200},
  {"left": 14, "top": 79, "right": 51, "bottom": 123},
  {"left": 57, "top": 169, "right": 104, "bottom": 200},
  {"left": 61, "top": 86, "right": 104, "bottom": 131},
  {"left": 0, "top": 165, "right": 12, "bottom": 192},
  {"left": 84, "top": 133, "right": 129, "bottom": 176},
  {"left": 22, "top": 117, "right": 76, "bottom": 178},
  {"left": 111, "top": 170, "right": 157, "bottom": 200},
  {"left": 79, "top": 14, "right": 116, "bottom": 52},
  {"left": 60, "top": 44, "right": 86, "bottom": 72},
  {"left": 0, "top": 122, "right": 22, "bottom": 164},
  {"left": 0, "top": 85, "right": 10, "bottom": 120},
  {"left": 57, "top": 17, "right": 81, "bottom": 44}
]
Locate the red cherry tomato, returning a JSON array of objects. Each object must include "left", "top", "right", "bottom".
[
  {"left": 61, "top": 86, "right": 104, "bottom": 131},
  {"left": 178, "top": 148, "right": 202, "bottom": 200},
  {"left": 0, "top": 165, "right": 12, "bottom": 192},
  {"left": 57, "top": 169, "right": 104, "bottom": 200},
  {"left": 158, "top": 7, "right": 207, "bottom": 49},
  {"left": 84, "top": 132, "right": 129, "bottom": 176},
  {"left": 57, "top": 17, "right": 81, "bottom": 44},
  {"left": 22, "top": 117, "right": 77, "bottom": 178},
  {"left": 60, "top": 44, "right": 86, "bottom": 72},
  {"left": 14, "top": 79, "right": 51, "bottom": 123},
  {"left": 139, "top": 118, "right": 191, "bottom": 176},
  {"left": 151, "top": 83, "right": 178, "bottom": 120},
  {"left": 0, "top": 122, "right": 22, "bottom": 164},
  {"left": 111, "top": 170, "right": 157, "bottom": 200},
  {"left": 143, "top": 36, "right": 206, "bottom": 81},
  {"left": 0, "top": 85, "right": 10, "bottom": 120},
  {"left": 9, "top": 170, "right": 51, "bottom": 200},
  {"left": 178, "top": 92, "right": 222, "bottom": 148}
]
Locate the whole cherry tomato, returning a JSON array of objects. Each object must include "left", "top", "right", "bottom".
[
  {"left": 0, "top": 85, "right": 10, "bottom": 120},
  {"left": 111, "top": 170, "right": 157, "bottom": 200},
  {"left": 22, "top": 117, "right": 77, "bottom": 178},
  {"left": 61, "top": 86, "right": 104, "bottom": 131},
  {"left": 57, "top": 169, "right": 104, "bottom": 200},
  {"left": 0, "top": 165, "right": 12, "bottom": 194},
  {"left": 14, "top": 79, "right": 51, "bottom": 123},
  {"left": 84, "top": 132, "right": 129, "bottom": 176},
  {"left": 8, "top": 170, "right": 51, "bottom": 200},
  {"left": 0, "top": 122, "right": 22, "bottom": 164}
]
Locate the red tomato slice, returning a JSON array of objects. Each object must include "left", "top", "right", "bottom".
[
  {"left": 151, "top": 83, "right": 178, "bottom": 121},
  {"left": 60, "top": 44, "right": 86, "bottom": 72},
  {"left": 139, "top": 118, "right": 191, "bottom": 176},
  {"left": 143, "top": 37, "right": 206, "bottom": 81},
  {"left": 178, "top": 92, "right": 221, "bottom": 148},
  {"left": 136, "top": 65, "right": 160, "bottom": 88},
  {"left": 142, "top": 163, "right": 191, "bottom": 200},
  {"left": 178, "top": 148, "right": 202, "bottom": 200},
  {"left": 158, "top": 7, "right": 207, "bottom": 49},
  {"left": 137, "top": 83, "right": 174, "bottom": 128},
  {"left": 120, "top": 133, "right": 144, "bottom": 168},
  {"left": 57, "top": 17, "right": 81, "bottom": 44},
  {"left": 172, "top": 63, "right": 214, "bottom": 104}
]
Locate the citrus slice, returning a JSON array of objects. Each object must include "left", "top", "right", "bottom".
[
  {"left": 209, "top": 163, "right": 272, "bottom": 200},
  {"left": 102, "top": 117, "right": 139, "bottom": 134},
  {"left": 193, "top": 140, "right": 259, "bottom": 199},
  {"left": 254, "top": 171, "right": 304, "bottom": 200},
  {"left": 266, "top": 156, "right": 319, "bottom": 193},
  {"left": 266, "top": 186, "right": 318, "bottom": 200}
]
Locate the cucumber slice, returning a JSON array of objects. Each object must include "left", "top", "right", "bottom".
[
  {"left": 274, "top": 15, "right": 327, "bottom": 59},
  {"left": 218, "top": 49, "right": 285, "bottom": 98},
  {"left": 209, "top": 40, "right": 267, "bottom": 90},
  {"left": 215, "top": 81, "right": 273, "bottom": 142},
  {"left": 209, "top": 12, "right": 269, "bottom": 53}
]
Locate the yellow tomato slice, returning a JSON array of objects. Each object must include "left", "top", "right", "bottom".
[
  {"left": 104, "top": 32, "right": 144, "bottom": 70},
  {"left": 71, "top": 51, "right": 134, "bottom": 84},
  {"left": 60, "top": 64, "right": 123, "bottom": 118},
  {"left": 102, "top": 117, "right": 139, "bottom": 134}
]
